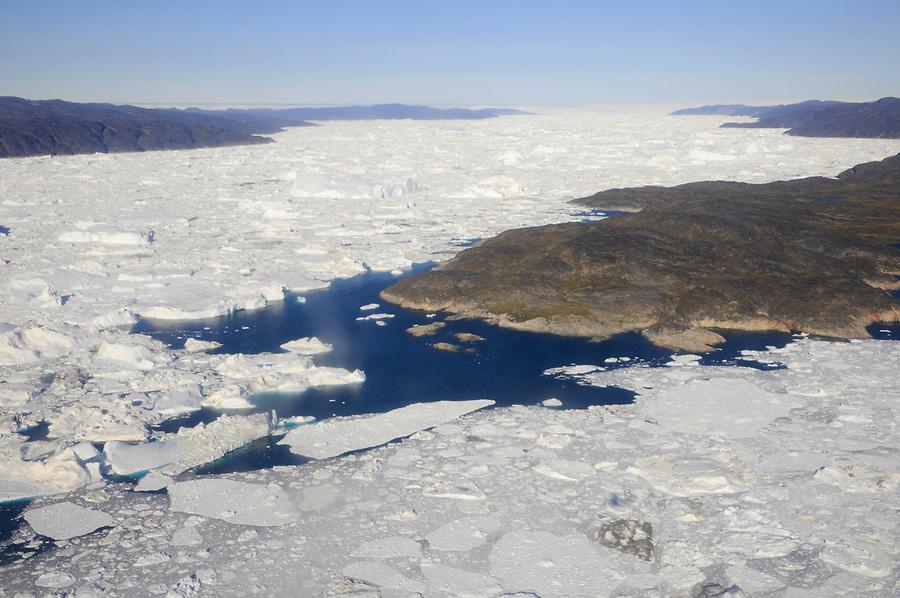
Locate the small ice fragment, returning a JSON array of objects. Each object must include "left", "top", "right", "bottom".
[
  {"left": 542, "top": 398, "right": 563, "bottom": 407},
  {"left": 35, "top": 572, "right": 76, "bottom": 589},
  {"left": 359, "top": 303, "right": 380, "bottom": 311},
  {"left": 356, "top": 313, "right": 395, "bottom": 321},
  {"left": 183, "top": 338, "right": 222, "bottom": 353}
]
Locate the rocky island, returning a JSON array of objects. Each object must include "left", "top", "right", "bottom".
[{"left": 382, "top": 154, "right": 900, "bottom": 351}]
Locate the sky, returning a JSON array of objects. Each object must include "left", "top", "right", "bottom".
[{"left": 2, "top": 0, "right": 899, "bottom": 107}]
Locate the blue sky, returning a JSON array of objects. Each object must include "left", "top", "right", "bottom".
[{"left": 2, "top": 0, "right": 898, "bottom": 106}]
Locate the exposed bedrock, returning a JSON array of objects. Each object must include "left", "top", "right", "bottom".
[{"left": 382, "top": 154, "right": 900, "bottom": 351}]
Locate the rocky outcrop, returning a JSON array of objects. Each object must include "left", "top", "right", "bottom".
[
  {"left": 592, "top": 519, "right": 654, "bottom": 561},
  {"left": 382, "top": 155, "right": 900, "bottom": 351}
]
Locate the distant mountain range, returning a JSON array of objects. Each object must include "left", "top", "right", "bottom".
[
  {"left": 673, "top": 97, "right": 900, "bottom": 138},
  {"left": 0, "top": 98, "right": 528, "bottom": 158}
]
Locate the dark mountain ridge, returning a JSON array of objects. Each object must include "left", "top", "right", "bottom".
[
  {"left": 0, "top": 97, "right": 295, "bottom": 158},
  {"left": 673, "top": 97, "right": 900, "bottom": 138},
  {"left": 0, "top": 98, "right": 528, "bottom": 158}
]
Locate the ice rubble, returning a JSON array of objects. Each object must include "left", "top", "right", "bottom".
[
  {"left": 3, "top": 338, "right": 897, "bottom": 595},
  {"left": 280, "top": 399, "right": 495, "bottom": 459},
  {"left": 0, "top": 329, "right": 359, "bottom": 495}
]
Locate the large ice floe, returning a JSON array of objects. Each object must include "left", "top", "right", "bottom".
[{"left": 0, "top": 110, "right": 899, "bottom": 594}]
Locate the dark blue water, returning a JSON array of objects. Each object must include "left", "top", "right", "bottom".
[
  {"left": 868, "top": 321, "right": 900, "bottom": 339},
  {"left": 135, "top": 264, "right": 667, "bottom": 431},
  {"left": 133, "top": 264, "right": 796, "bottom": 472}
]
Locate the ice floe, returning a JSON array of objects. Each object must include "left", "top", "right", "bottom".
[
  {"left": 280, "top": 399, "right": 495, "bottom": 459},
  {"left": 24, "top": 501, "right": 114, "bottom": 540},
  {"left": 167, "top": 478, "right": 298, "bottom": 526}
]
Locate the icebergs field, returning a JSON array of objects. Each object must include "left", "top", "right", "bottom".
[{"left": 1, "top": 110, "right": 899, "bottom": 595}]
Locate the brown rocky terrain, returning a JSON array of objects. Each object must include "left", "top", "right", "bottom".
[{"left": 381, "top": 154, "right": 900, "bottom": 351}]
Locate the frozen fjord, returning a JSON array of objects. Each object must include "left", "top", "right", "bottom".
[{"left": 1, "top": 110, "right": 899, "bottom": 594}]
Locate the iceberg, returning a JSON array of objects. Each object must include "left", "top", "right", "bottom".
[{"left": 103, "top": 412, "right": 275, "bottom": 476}]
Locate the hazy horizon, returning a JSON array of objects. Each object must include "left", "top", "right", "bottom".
[{"left": 3, "top": 0, "right": 899, "bottom": 107}]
